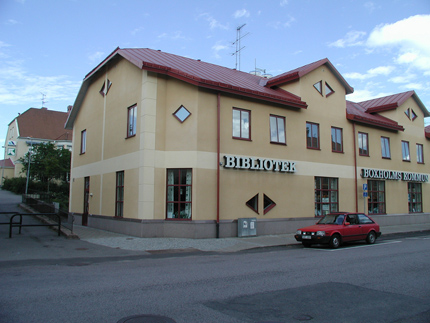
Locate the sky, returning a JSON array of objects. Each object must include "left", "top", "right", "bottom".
[{"left": 1, "top": 0, "right": 430, "bottom": 158}]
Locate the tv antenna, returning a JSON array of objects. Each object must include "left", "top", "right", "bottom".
[
  {"left": 41, "top": 92, "right": 47, "bottom": 108},
  {"left": 232, "top": 24, "right": 249, "bottom": 71}
]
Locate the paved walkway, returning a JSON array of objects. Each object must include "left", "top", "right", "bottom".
[{"left": 2, "top": 188, "right": 430, "bottom": 255}]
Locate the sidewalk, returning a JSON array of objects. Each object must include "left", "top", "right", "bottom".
[{"left": 70, "top": 222, "right": 430, "bottom": 253}]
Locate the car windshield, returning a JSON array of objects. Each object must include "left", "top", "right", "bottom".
[{"left": 318, "top": 214, "right": 345, "bottom": 225}]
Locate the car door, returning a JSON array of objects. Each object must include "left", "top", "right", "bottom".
[
  {"left": 343, "top": 214, "right": 364, "bottom": 241},
  {"left": 357, "top": 213, "right": 376, "bottom": 236}
]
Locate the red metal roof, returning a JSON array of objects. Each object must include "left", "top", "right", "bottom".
[
  {"left": 85, "top": 48, "right": 307, "bottom": 109},
  {"left": 346, "top": 101, "right": 405, "bottom": 131},
  {"left": 266, "top": 58, "right": 354, "bottom": 94},
  {"left": 425, "top": 125, "right": 430, "bottom": 139},
  {"left": 359, "top": 91, "right": 415, "bottom": 113},
  {"left": 14, "top": 108, "right": 73, "bottom": 141}
]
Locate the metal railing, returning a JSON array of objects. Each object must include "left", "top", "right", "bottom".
[{"left": 9, "top": 213, "right": 61, "bottom": 238}]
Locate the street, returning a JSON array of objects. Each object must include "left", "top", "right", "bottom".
[{"left": 1, "top": 231, "right": 430, "bottom": 322}]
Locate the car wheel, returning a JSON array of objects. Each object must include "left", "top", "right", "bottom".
[
  {"left": 302, "top": 241, "right": 312, "bottom": 248},
  {"left": 366, "top": 231, "right": 376, "bottom": 244},
  {"left": 329, "top": 234, "right": 341, "bottom": 249}
]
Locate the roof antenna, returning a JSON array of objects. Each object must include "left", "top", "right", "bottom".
[
  {"left": 232, "top": 24, "right": 249, "bottom": 71},
  {"left": 41, "top": 92, "right": 47, "bottom": 108}
]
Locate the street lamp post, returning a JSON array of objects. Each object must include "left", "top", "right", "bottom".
[{"left": 25, "top": 138, "right": 33, "bottom": 195}]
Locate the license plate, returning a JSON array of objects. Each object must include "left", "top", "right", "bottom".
[{"left": 302, "top": 235, "right": 311, "bottom": 239}]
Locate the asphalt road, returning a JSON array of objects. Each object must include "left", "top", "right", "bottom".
[{"left": 1, "top": 232, "right": 430, "bottom": 323}]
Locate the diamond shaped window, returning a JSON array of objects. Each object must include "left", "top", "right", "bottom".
[{"left": 173, "top": 105, "right": 191, "bottom": 123}]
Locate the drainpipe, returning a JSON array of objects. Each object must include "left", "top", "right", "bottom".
[
  {"left": 352, "top": 122, "right": 358, "bottom": 212},
  {"left": 216, "top": 93, "right": 221, "bottom": 238}
]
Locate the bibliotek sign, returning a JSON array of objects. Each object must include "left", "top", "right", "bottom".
[{"left": 223, "top": 155, "right": 296, "bottom": 173}]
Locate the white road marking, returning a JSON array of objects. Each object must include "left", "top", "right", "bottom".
[{"left": 307, "top": 240, "right": 402, "bottom": 251}]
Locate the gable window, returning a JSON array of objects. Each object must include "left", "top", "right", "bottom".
[
  {"left": 232, "top": 108, "right": 250, "bottom": 140},
  {"left": 127, "top": 105, "right": 137, "bottom": 138},
  {"left": 306, "top": 122, "right": 320, "bottom": 149},
  {"left": 416, "top": 144, "right": 424, "bottom": 164},
  {"left": 368, "top": 180, "right": 385, "bottom": 214},
  {"left": 246, "top": 194, "right": 259, "bottom": 214},
  {"left": 173, "top": 105, "right": 191, "bottom": 123},
  {"left": 401, "top": 141, "right": 410, "bottom": 161},
  {"left": 115, "top": 171, "right": 124, "bottom": 218},
  {"left": 100, "top": 79, "right": 112, "bottom": 97},
  {"left": 381, "top": 137, "right": 391, "bottom": 159},
  {"left": 166, "top": 169, "right": 192, "bottom": 220},
  {"left": 331, "top": 127, "right": 343, "bottom": 153},
  {"left": 325, "top": 82, "right": 334, "bottom": 97},
  {"left": 80, "top": 130, "right": 86, "bottom": 154},
  {"left": 313, "top": 81, "right": 322, "bottom": 95},
  {"left": 408, "top": 182, "right": 422, "bottom": 213},
  {"left": 315, "top": 177, "right": 338, "bottom": 217},
  {"left": 404, "top": 108, "right": 418, "bottom": 121},
  {"left": 358, "top": 132, "right": 369, "bottom": 156},
  {"left": 269, "top": 115, "right": 286, "bottom": 144}
]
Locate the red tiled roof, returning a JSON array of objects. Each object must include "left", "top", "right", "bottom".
[
  {"left": 14, "top": 108, "right": 72, "bottom": 141},
  {"left": 85, "top": 47, "right": 307, "bottom": 109},
  {"left": 266, "top": 58, "right": 354, "bottom": 94},
  {"left": 0, "top": 158, "right": 14, "bottom": 168},
  {"left": 346, "top": 101, "right": 404, "bottom": 131}
]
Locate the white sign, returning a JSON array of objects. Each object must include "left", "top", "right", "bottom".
[
  {"left": 361, "top": 168, "right": 428, "bottom": 183},
  {"left": 7, "top": 148, "right": 16, "bottom": 156},
  {"left": 8, "top": 141, "right": 16, "bottom": 146},
  {"left": 223, "top": 155, "right": 296, "bottom": 173}
]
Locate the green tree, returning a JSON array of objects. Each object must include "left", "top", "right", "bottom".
[{"left": 19, "top": 142, "right": 71, "bottom": 192}]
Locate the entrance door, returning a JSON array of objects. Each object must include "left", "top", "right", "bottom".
[{"left": 82, "top": 177, "right": 90, "bottom": 226}]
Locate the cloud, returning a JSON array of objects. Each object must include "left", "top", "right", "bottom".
[
  {"left": 198, "top": 13, "right": 228, "bottom": 30},
  {"left": 0, "top": 61, "right": 80, "bottom": 106},
  {"left": 88, "top": 51, "right": 105, "bottom": 62},
  {"left": 212, "top": 41, "right": 229, "bottom": 59},
  {"left": 268, "top": 16, "right": 296, "bottom": 29},
  {"left": 344, "top": 65, "right": 395, "bottom": 80},
  {"left": 280, "top": 0, "right": 288, "bottom": 6},
  {"left": 367, "top": 15, "right": 430, "bottom": 73},
  {"left": 329, "top": 30, "right": 366, "bottom": 48},
  {"left": 234, "top": 9, "right": 250, "bottom": 19},
  {"left": 364, "top": 2, "right": 376, "bottom": 13}
]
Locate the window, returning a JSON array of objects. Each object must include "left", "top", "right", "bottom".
[
  {"left": 408, "top": 182, "right": 422, "bottom": 213},
  {"left": 315, "top": 177, "right": 338, "bottom": 217},
  {"left": 368, "top": 180, "right": 385, "bottom": 214},
  {"left": 306, "top": 122, "right": 320, "bottom": 149},
  {"left": 401, "top": 141, "right": 410, "bottom": 161},
  {"left": 127, "top": 105, "right": 137, "bottom": 138},
  {"left": 270, "top": 115, "right": 286, "bottom": 144},
  {"left": 115, "top": 171, "right": 124, "bottom": 218},
  {"left": 358, "top": 132, "right": 369, "bottom": 156},
  {"left": 313, "top": 81, "right": 322, "bottom": 95},
  {"left": 166, "top": 169, "right": 192, "bottom": 219},
  {"left": 173, "top": 105, "right": 191, "bottom": 123},
  {"left": 325, "top": 82, "right": 334, "bottom": 97},
  {"left": 246, "top": 194, "right": 259, "bottom": 214},
  {"left": 232, "top": 108, "right": 250, "bottom": 140},
  {"left": 331, "top": 127, "right": 343, "bottom": 153},
  {"left": 263, "top": 194, "right": 276, "bottom": 214},
  {"left": 404, "top": 108, "right": 418, "bottom": 121},
  {"left": 100, "top": 79, "right": 112, "bottom": 97},
  {"left": 381, "top": 137, "right": 391, "bottom": 159},
  {"left": 80, "top": 130, "right": 86, "bottom": 154},
  {"left": 417, "top": 144, "right": 424, "bottom": 164}
]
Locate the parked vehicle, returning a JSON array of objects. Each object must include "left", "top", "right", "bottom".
[{"left": 294, "top": 212, "right": 381, "bottom": 248}]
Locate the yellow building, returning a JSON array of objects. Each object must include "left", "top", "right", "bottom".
[{"left": 65, "top": 48, "right": 430, "bottom": 238}]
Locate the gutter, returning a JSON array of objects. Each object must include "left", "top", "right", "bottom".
[{"left": 216, "top": 93, "right": 221, "bottom": 238}]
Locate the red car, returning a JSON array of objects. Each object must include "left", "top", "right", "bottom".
[{"left": 294, "top": 212, "right": 381, "bottom": 248}]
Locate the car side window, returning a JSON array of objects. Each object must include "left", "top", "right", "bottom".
[
  {"left": 358, "top": 214, "right": 374, "bottom": 224},
  {"left": 347, "top": 214, "right": 358, "bottom": 225}
]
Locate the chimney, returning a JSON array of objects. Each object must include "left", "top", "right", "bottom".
[{"left": 67, "top": 105, "right": 73, "bottom": 114}]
